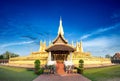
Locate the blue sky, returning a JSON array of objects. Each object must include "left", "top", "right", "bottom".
[{"left": 0, "top": 0, "right": 120, "bottom": 57}]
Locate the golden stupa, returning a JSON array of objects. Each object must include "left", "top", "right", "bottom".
[{"left": 9, "top": 18, "right": 111, "bottom": 68}]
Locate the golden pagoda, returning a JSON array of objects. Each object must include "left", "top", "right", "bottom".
[{"left": 9, "top": 18, "right": 111, "bottom": 68}]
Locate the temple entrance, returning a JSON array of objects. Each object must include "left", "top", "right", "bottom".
[
  {"left": 52, "top": 54, "right": 68, "bottom": 61},
  {"left": 50, "top": 51, "right": 69, "bottom": 75},
  {"left": 51, "top": 51, "right": 69, "bottom": 61}
]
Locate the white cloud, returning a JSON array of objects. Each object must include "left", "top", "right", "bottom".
[
  {"left": 0, "top": 41, "right": 34, "bottom": 48},
  {"left": 83, "top": 37, "right": 109, "bottom": 47},
  {"left": 80, "top": 34, "right": 91, "bottom": 40},
  {"left": 80, "top": 23, "right": 120, "bottom": 40},
  {"left": 83, "top": 35, "right": 120, "bottom": 56}
]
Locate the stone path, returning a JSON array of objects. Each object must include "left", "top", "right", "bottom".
[{"left": 33, "top": 74, "right": 91, "bottom": 81}]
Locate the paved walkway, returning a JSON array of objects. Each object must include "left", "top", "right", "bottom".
[{"left": 33, "top": 74, "right": 91, "bottom": 81}]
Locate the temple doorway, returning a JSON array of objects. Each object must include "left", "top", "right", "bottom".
[
  {"left": 51, "top": 51, "right": 69, "bottom": 61},
  {"left": 51, "top": 51, "right": 69, "bottom": 75}
]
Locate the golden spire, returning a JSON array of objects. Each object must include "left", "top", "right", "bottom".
[
  {"left": 44, "top": 40, "right": 46, "bottom": 49},
  {"left": 80, "top": 40, "right": 83, "bottom": 52},
  {"left": 76, "top": 42, "right": 79, "bottom": 52},
  {"left": 58, "top": 17, "right": 64, "bottom": 36},
  {"left": 39, "top": 40, "right": 42, "bottom": 52}
]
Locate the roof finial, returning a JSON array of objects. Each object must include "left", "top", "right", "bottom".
[{"left": 58, "top": 16, "right": 64, "bottom": 36}]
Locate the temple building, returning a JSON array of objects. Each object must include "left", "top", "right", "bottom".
[
  {"left": 9, "top": 18, "right": 111, "bottom": 68},
  {"left": 111, "top": 52, "right": 120, "bottom": 64}
]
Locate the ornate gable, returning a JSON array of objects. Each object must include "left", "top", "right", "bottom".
[{"left": 53, "top": 35, "right": 67, "bottom": 44}]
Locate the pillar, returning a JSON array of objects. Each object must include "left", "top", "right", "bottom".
[
  {"left": 48, "top": 52, "right": 51, "bottom": 61},
  {"left": 70, "top": 52, "right": 72, "bottom": 61}
]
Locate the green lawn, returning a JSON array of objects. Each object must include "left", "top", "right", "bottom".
[
  {"left": 0, "top": 65, "right": 38, "bottom": 81},
  {"left": 0, "top": 65, "right": 120, "bottom": 81},
  {"left": 83, "top": 65, "right": 120, "bottom": 81}
]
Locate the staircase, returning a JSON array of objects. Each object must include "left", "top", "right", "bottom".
[{"left": 56, "top": 61, "right": 65, "bottom": 75}]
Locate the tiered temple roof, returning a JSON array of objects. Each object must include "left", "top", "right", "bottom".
[{"left": 46, "top": 18, "right": 75, "bottom": 52}]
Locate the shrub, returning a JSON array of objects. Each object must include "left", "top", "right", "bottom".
[
  {"left": 37, "top": 68, "right": 44, "bottom": 75},
  {"left": 79, "top": 59, "right": 84, "bottom": 64},
  {"left": 79, "top": 59, "right": 84, "bottom": 68},
  {"left": 78, "top": 59, "right": 84, "bottom": 74},
  {"left": 34, "top": 60, "right": 41, "bottom": 75},
  {"left": 78, "top": 68, "right": 84, "bottom": 74},
  {"left": 34, "top": 60, "right": 40, "bottom": 70}
]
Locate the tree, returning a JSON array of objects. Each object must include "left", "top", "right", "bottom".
[
  {"left": 105, "top": 54, "right": 111, "bottom": 58},
  {"left": 11, "top": 53, "right": 19, "bottom": 58},
  {"left": 0, "top": 51, "right": 19, "bottom": 59},
  {"left": 0, "top": 55, "right": 3, "bottom": 59},
  {"left": 2, "top": 51, "right": 10, "bottom": 59}
]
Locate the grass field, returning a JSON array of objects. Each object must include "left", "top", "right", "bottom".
[
  {"left": 83, "top": 65, "right": 120, "bottom": 81},
  {"left": 0, "top": 65, "right": 38, "bottom": 81},
  {"left": 0, "top": 65, "right": 120, "bottom": 81}
]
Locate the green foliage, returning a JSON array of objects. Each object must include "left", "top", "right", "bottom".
[
  {"left": 34, "top": 60, "right": 40, "bottom": 70},
  {"left": 4, "top": 51, "right": 10, "bottom": 59},
  {"left": 0, "top": 55, "right": 3, "bottom": 59},
  {"left": 37, "top": 68, "right": 44, "bottom": 75},
  {"left": 77, "top": 68, "right": 84, "bottom": 74},
  {"left": 79, "top": 63, "right": 84, "bottom": 68},
  {"left": 79, "top": 59, "right": 84, "bottom": 68},
  {"left": 78, "top": 59, "right": 84, "bottom": 74},
  {"left": 34, "top": 60, "right": 43, "bottom": 75},
  {"left": 0, "top": 51, "right": 19, "bottom": 59},
  {"left": 105, "top": 54, "right": 111, "bottom": 58},
  {"left": 79, "top": 59, "right": 84, "bottom": 63}
]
